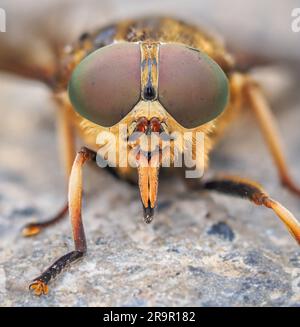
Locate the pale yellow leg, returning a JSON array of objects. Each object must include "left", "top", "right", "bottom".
[
  {"left": 56, "top": 103, "right": 76, "bottom": 179},
  {"left": 22, "top": 101, "right": 76, "bottom": 237},
  {"left": 30, "top": 147, "right": 96, "bottom": 296},
  {"left": 243, "top": 78, "right": 300, "bottom": 196}
]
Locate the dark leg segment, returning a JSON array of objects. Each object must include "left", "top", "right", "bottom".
[
  {"left": 29, "top": 147, "right": 96, "bottom": 296},
  {"left": 22, "top": 203, "right": 68, "bottom": 237},
  {"left": 201, "top": 176, "right": 300, "bottom": 244}
]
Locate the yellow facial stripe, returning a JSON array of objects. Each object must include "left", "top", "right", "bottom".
[{"left": 140, "top": 42, "right": 159, "bottom": 101}]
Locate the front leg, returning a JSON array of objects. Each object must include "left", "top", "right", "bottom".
[
  {"left": 191, "top": 176, "right": 300, "bottom": 245},
  {"left": 29, "top": 147, "right": 96, "bottom": 296}
]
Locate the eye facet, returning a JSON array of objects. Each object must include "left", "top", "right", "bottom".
[
  {"left": 68, "top": 43, "right": 141, "bottom": 127},
  {"left": 158, "top": 44, "right": 229, "bottom": 128}
]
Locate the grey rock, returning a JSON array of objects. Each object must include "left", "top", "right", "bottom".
[{"left": 207, "top": 222, "right": 235, "bottom": 241}]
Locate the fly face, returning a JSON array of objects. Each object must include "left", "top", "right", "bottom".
[{"left": 68, "top": 40, "right": 230, "bottom": 221}]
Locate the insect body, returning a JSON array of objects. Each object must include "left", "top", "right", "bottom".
[{"left": 1, "top": 17, "right": 300, "bottom": 296}]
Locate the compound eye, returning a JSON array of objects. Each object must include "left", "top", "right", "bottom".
[
  {"left": 158, "top": 44, "right": 229, "bottom": 128},
  {"left": 68, "top": 43, "right": 141, "bottom": 127}
]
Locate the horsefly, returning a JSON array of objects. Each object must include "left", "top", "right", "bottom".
[{"left": 1, "top": 17, "right": 299, "bottom": 296}]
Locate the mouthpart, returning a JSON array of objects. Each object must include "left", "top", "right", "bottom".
[{"left": 133, "top": 116, "right": 162, "bottom": 224}]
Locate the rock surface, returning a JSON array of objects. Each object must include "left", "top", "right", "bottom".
[{"left": 0, "top": 1, "right": 300, "bottom": 307}]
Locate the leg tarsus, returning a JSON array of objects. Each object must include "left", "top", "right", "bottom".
[
  {"left": 22, "top": 203, "right": 68, "bottom": 237},
  {"left": 29, "top": 250, "right": 85, "bottom": 296}
]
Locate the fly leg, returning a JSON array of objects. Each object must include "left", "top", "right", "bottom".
[
  {"left": 29, "top": 147, "right": 96, "bottom": 296},
  {"left": 195, "top": 175, "right": 300, "bottom": 245},
  {"left": 22, "top": 204, "right": 68, "bottom": 237},
  {"left": 22, "top": 101, "right": 75, "bottom": 236},
  {"left": 243, "top": 77, "right": 300, "bottom": 196}
]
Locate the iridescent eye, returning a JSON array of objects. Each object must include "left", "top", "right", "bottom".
[
  {"left": 68, "top": 43, "right": 141, "bottom": 127},
  {"left": 158, "top": 44, "right": 229, "bottom": 128}
]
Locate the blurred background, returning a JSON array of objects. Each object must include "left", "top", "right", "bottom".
[
  {"left": 0, "top": 0, "right": 299, "bottom": 307},
  {"left": 0, "top": 0, "right": 300, "bottom": 60}
]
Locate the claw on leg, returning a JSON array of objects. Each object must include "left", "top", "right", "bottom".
[
  {"left": 29, "top": 280, "right": 49, "bottom": 296},
  {"left": 22, "top": 224, "right": 42, "bottom": 237}
]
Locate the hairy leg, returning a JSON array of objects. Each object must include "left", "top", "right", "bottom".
[
  {"left": 197, "top": 175, "right": 300, "bottom": 244},
  {"left": 29, "top": 147, "right": 96, "bottom": 296}
]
